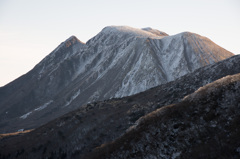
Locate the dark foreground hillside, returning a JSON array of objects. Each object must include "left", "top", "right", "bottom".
[{"left": 86, "top": 73, "right": 240, "bottom": 159}]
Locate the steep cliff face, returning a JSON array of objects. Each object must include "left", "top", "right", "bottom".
[
  {"left": 0, "top": 26, "right": 233, "bottom": 133},
  {"left": 1, "top": 55, "right": 239, "bottom": 159}
]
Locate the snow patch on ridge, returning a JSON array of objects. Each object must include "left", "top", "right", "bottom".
[
  {"left": 20, "top": 100, "right": 53, "bottom": 119},
  {"left": 20, "top": 112, "right": 32, "bottom": 119},
  {"left": 64, "top": 89, "right": 81, "bottom": 107},
  {"left": 34, "top": 100, "right": 53, "bottom": 111}
]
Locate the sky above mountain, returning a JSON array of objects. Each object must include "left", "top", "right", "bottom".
[{"left": 0, "top": 0, "right": 239, "bottom": 86}]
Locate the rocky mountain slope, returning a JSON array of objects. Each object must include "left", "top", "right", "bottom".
[
  {"left": 0, "top": 26, "right": 233, "bottom": 133},
  {"left": 0, "top": 36, "right": 85, "bottom": 132},
  {"left": 0, "top": 55, "right": 239, "bottom": 159}
]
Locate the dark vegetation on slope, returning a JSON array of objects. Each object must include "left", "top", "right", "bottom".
[{"left": 85, "top": 73, "right": 240, "bottom": 159}]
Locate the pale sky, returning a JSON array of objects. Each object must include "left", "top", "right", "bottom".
[{"left": 0, "top": 0, "right": 239, "bottom": 86}]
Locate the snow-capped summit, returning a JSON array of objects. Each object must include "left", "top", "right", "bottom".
[
  {"left": 86, "top": 26, "right": 168, "bottom": 47},
  {"left": 100, "top": 26, "right": 167, "bottom": 38},
  {"left": 0, "top": 26, "right": 234, "bottom": 133}
]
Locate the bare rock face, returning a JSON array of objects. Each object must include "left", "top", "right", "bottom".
[{"left": 0, "top": 26, "right": 233, "bottom": 133}]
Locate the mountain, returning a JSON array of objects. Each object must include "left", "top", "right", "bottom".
[
  {"left": 0, "top": 26, "right": 233, "bottom": 133},
  {"left": 0, "top": 55, "right": 239, "bottom": 159}
]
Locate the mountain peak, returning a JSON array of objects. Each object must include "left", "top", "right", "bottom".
[
  {"left": 101, "top": 26, "right": 167, "bottom": 38},
  {"left": 175, "top": 31, "right": 214, "bottom": 41},
  {"left": 64, "top": 35, "right": 85, "bottom": 48},
  {"left": 142, "top": 27, "right": 169, "bottom": 36}
]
